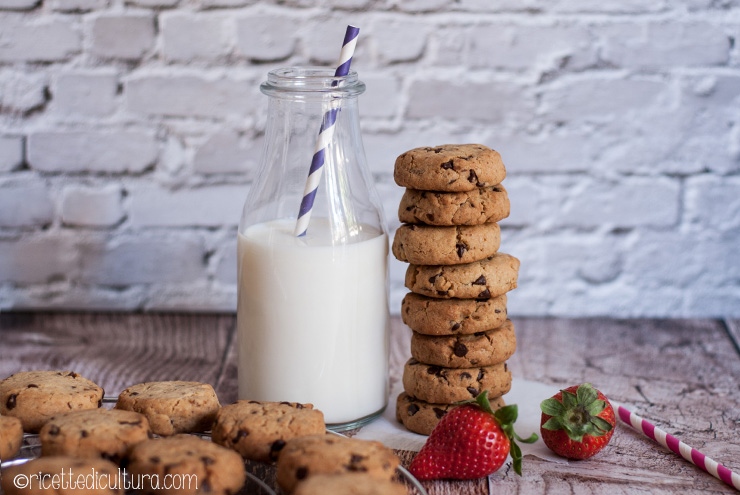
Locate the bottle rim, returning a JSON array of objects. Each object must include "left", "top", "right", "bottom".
[{"left": 261, "top": 67, "right": 365, "bottom": 97}]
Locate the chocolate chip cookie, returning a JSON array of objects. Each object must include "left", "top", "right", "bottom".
[
  {"left": 115, "top": 381, "right": 220, "bottom": 436},
  {"left": 410, "top": 320, "right": 517, "bottom": 368},
  {"left": 405, "top": 252, "right": 519, "bottom": 299},
  {"left": 293, "top": 473, "right": 407, "bottom": 495},
  {"left": 0, "top": 415, "right": 23, "bottom": 460},
  {"left": 127, "top": 435, "right": 246, "bottom": 495},
  {"left": 1, "top": 456, "right": 123, "bottom": 494},
  {"left": 402, "top": 359, "right": 512, "bottom": 404},
  {"left": 392, "top": 223, "right": 501, "bottom": 265},
  {"left": 212, "top": 400, "right": 325, "bottom": 463},
  {"left": 276, "top": 434, "right": 400, "bottom": 493},
  {"left": 396, "top": 392, "right": 505, "bottom": 436},
  {"left": 39, "top": 409, "right": 151, "bottom": 463},
  {"left": 402, "top": 292, "right": 507, "bottom": 335},
  {"left": 398, "top": 184, "right": 510, "bottom": 226},
  {"left": 0, "top": 370, "right": 104, "bottom": 433},
  {"left": 394, "top": 144, "right": 506, "bottom": 192}
]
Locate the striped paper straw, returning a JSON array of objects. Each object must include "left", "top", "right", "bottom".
[
  {"left": 618, "top": 405, "right": 740, "bottom": 491},
  {"left": 294, "top": 25, "right": 360, "bottom": 237}
]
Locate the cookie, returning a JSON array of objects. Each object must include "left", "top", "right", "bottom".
[
  {"left": 39, "top": 409, "right": 151, "bottom": 463},
  {"left": 127, "top": 435, "right": 246, "bottom": 495},
  {"left": 293, "top": 473, "right": 407, "bottom": 495},
  {"left": 402, "top": 359, "right": 512, "bottom": 404},
  {"left": 394, "top": 144, "right": 506, "bottom": 192},
  {"left": 276, "top": 434, "right": 400, "bottom": 493},
  {"left": 0, "top": 370, "right": 104, "bottom": 433},
  {"left": 212, "top": 400, "right": 325, "bottom": 462},
  {"left": 410, "top": 320, "right": 516, "bottom": 368},
  {"left": 398, "top": 185, "right": 510, "bottom": 226},
  {"left": 402, "top": 292, "right": 507, "bottom": 336},
  {"left": 396, "top": 392, "right": 505, "bottom": 436},
  {"left": 115, "top": 381, "right": 220, "bottom": 436},
  {"left": 392, "top": 223, "right": 500, "bottom": 266},
  {"left": 0, "top": 415, "right": 23, "bottom": 460},
  {"left": 405, "top": 252, "right": 519, "bottom": 299},
  {"left": 1, "top": 456, "right": 123, "bottom": 494}
]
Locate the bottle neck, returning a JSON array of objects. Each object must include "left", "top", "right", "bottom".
[{"left": 260, "top": 67, "right": 365, "bottom": 100}]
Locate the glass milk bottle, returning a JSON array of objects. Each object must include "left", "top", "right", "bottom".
[{"left": 237, "top": 68, "right": 389, "bottom": 430}]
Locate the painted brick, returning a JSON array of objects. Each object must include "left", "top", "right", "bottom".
[
  {"left": 161, "top": 13, "right": 228, "bottom": 62},
  {"left": 125, "top": 74, "right": 257, "bottom": 119},
  {"left": 360, "top": 73, "right": 400, "bottom": 119},
  {"left": 541, "top": 77, "right": 665, "bottom": 123},
  {"left": 557, "top": 177, "right": 680, "bottom": 229},
  {"left": 0, "top": 235, "right": 77, "bottom": 284},
  {"left": 79, "top": 235, "right": 206, "bottom": 285},
  {"left": 428, "top": 26, "right": 467, "bottom": 67},
  {"left": 214, "top": 241, "right": 237, "bottom": 284},
  {"left": 686, "top": 175, "right": 740, "bottom": 230},
  {"left": 10, "top": 286, "right": 146, "bottom": 311},
  {"left": 90, "top": 14, "right": 155, "bottom": 60},
  {"left": 497, "top": 131, "right": 590, "bottom": 173},
  {"left": 601, "top": 22, "right": 730, "bottom": 69},
  {"left": 127, "top": 0, "right": 178, "bottom": 8},
  {"left": 193, "top": 130, "right": 260, "bottom": 175},
  {"left": 0, "top": 71, "right": 47, "bottom": 114},
  {"left": 547, "top": 0, "right": 668, "bottom": 13},
  {"left": 61, "top": 184, "right": 124, "bottom": 227},
  {"left": 127, "top": 184, "right": 247, "bottom": 227},
  {"left": 49, "top": 0, "right": 107, "bottom": 11},
  {"left": 407, "top": 78, "right": 533, "bottom": 121},
  {"left": 0, "top": 17, "right": 80, "bottom": 62},
  {"left": 235, "top": 13, "right": 297, "bottom": 62},
  {"left": 144, "top": 285, "right": 237, "bottom": 312},
  {"left": 197, "top": 0, "right": 249, "bottom": 9},
  {"left": 685, "top": 288, "right": 740, "bottom": 317},
  {"left": 28, "top": 131, "right": 157, "bottom": 174},
  {"left": 0, "top": 178, "right": 54, "bottom": 228},
  {"left": 0, "top": 135, "right": 23, "bottom": 172},
  {"left": 393, "top": 0, "right": 449, "bottom": 12},
  {"left": 504, "top": 176, "right": 569, "bottom": 228},
  {"left": 469, "top": 23, "right": 596, "bottom": 72},
  {"left": 50, "top": 72, "right": 118, "bottom": 117},
  {"left": 371, "top": 20, "right": 427, "bottom": 64}
]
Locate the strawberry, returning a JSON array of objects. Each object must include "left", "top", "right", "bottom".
[
  {"left": 539, "top": 383, "right": 616, "bottom": 460},
  {"left": 409, "top": 391, "right": 538, "bottom": 480}
]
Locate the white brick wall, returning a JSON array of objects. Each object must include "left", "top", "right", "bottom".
[{"left": 1, "top": 1, "right": 739, "bottom": 317}]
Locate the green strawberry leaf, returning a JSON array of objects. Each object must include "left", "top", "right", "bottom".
[
  {"left": 510, "top": 438, "right": 523, "bottom": 476},
  {"left": 515, "top": 431, "right": 539, "bottom": 444},
  {"left": 493, "top": 404, "right": 518, "bottom": 425},
  {"left": 586, "top": 399, "right": 607, "bottom": 416},
  {"left": 561, "top": 389, "right": 578, "bottom": 409},
  {"left": 540, "top": 398, "right": 565, "bottom": 416},
  {"left": 541, "top": 416, "right": 562, "bottom": 431},
  {"left": 590, "top": 416, "right": 614, "bottom": 433},
  {"left": 577, "top": 383, "right": 597, "bottom": 405}
]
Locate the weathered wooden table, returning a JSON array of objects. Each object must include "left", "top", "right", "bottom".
[{"left": 1, "top": 313, "right": 738, "bottom": 494}]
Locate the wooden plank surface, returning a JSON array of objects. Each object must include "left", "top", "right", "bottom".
[{"left": 1, "top": 313, "right": 739, "bottom": 495}]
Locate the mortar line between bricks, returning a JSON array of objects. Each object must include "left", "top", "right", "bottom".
[{"left": 720, "top": 319, "right": 740, "bottom": 359}]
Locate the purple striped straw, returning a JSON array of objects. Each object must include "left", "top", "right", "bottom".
[
  {"left": 294, "top": 25, "right": 360, "bottom": 237},
  {"left": 618, "top": 405, "right": 740, "bottom": 491}
]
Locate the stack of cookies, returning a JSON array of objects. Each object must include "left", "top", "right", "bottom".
[{"left": 391, "top": 144, "right": 520, "bottom": 436}]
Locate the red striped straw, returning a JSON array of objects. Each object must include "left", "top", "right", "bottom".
[
  {"left": 294, "top": 25, "right": 360, "bottom": 237},
  {"left": 618, "top": 405, "right": 740, "bottom": 491}
]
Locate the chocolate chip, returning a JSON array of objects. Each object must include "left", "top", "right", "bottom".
[
  {"left": 467, "top": 387, "right": 479, "bottom": 397},
  {"left": 150, "top": 456, "right": 160, "bottom": 463},
  {"left": 472, "top": 275, "right": 486, "bottom": 285},
  {"left": 408, "top": 404, "right": 420, "bottom": 416},
  {"left": 27, "top": 384, "right": 38, "bottom": 388},
  {"left": 280, "top": 401, "right": 291, "bottom": 406},
  {"left": 48, "top": 425, "right": 60, "bottom": 436},
  {"left": 97, "top": 399, "right": 102, "bottom": 408},
  {"left": 426, "top": 213, "right": 435, "bottom": 222},
  {"left": 347, "top": 464, "right": 368, "bottom": 472},
  {"left": 437, "top": 290, "right": 449, "bottom": 296},
  {"left": 433, "top": 408, "right": 446, "bottom": 419},
  {"left": 441, "top": 160, "right": 454, "bottom": 170},
  {"left": 296, "top": 467, "right": 308, "bottom": 480},
  {"left": 426, "top": 366, "right": 443, "bottom": 375},
  {"left": 81, "top": 430, "right": 88, "bottom": 438},
  {"left": 350, "top": 454, "right": 365, "bottom": 464},
  {"left": 6, "top": 394, "right": 17, "bottom": 410},
  {"left": 504, "top": 363, "right": 508, "bottom": 371},
  {"left": 453, "top": 342, "right": 468, "bottom": 357},
  {"left": 451, "top": 322, "right": 461, "bottom": 331},
  {"left": 477, "top": 288, "right": 491, "bottom": 300},
  {"left": 474, "top": 332, "right": 485, "bottom": 337},
  {"left": 460, "top": 372, "right": 472, "bottom": 380},
  {"left": 66, "top": 372, "right": 79, "bottom": 378},
  {"left": 456, "top": 242, "right": 467, "bottom": 258},
  {"left": 428, "top": 274, "right": 439, "bottom": 284},
  {"left": 467, "top": 170, "right": 478, "bottom": 183},
  {"left": 130, "top": 392, "right": 139, "bottom": 396},
  {"left": 296, "top": 403, "right": 304, "bottom": 409},
  {"left": 405, "top": 205, "right": 414, "bottom": 211},
  {"left": 478, "top": 369, "right": 485, "bottom": 381},
  {"left": 201, "top": 456, "right": 215, "bottom": 466},
  {"left": 233, "top": 429, "right": 249, "bottom": 443},
  {"left": 493, "top": 186, "right": 501, "bottom": 192},
  {"left": 270, "top": 440, "right": 286, "bottom": 457},
  {"left": 421, "top": 191, "right": 427, "bottom": 198},
  {"left": 494, "top": 309, "right": 501, "bottom": 313}
]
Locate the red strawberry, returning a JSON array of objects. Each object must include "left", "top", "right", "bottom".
[
  {"left": 539, "top": 383, "right": 616, "bottom": 460},
  {"left": 409, "top": 391, "right": 537, "bottom": 480}
]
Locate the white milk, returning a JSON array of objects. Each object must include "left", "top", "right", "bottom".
[{"left": 237, "top": 218, "right": 389, "bottom": 425}]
